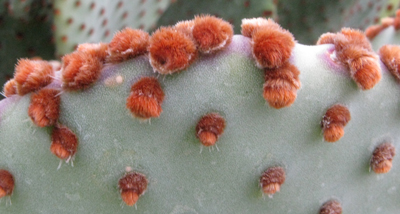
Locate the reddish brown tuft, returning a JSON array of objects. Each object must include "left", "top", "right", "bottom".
[
  {"left": 263, "top": 62, "right": 301, "bottom": 109},
  {"left": 321, "top": 104, "right": 351, "bottom": 142},
  {"left": 192, "top": 15, "right": 233, "bottom": 53},
  {"left": 107, "top": 28, "right": 149, "bottom": 63},
  {"left": 339, "top": 28, "right": 372, "bottom": 51},
  {"left": 50, "top": 124, "right": 79, "bottom": 160},
  {"left": 365, "top": 25, "right": 386, "bottom": 40},
  {"left": 126, "top": 77, "right": 165, "bottom": 119},
  {"left": 61, "top": 51, "right": 103, "bottom": 90},
  {"left": 259, "top": 166, "right": 285, "bottom": 196},
  {"left": 394, "top": 9, "right": 400, "bottom": 30},
  {"left": 241, "top": 18, "right": 280, "bottom": 38},
  {"left": 119, "top": 171, "right": 148, "bottom": 206},
  {"left": 174, "top": 20, "right": 195, "bottom": 37},
  {"left": 77, "top": 43, "right": 108, "bottom": 62},
  {"left": 0, "top": 169, "right": 14, "bottom": 198},
  {"left": 251, "top": 22, "right": 295, "bottom": 69},
  {"left": 379, "top": 45, "right": 400, "bottom": 81},
  {"left": 149, "top": 27, "right": 197, "bottom": 74},
  {"left": 3, "top": 79, "right": 17, "bottom": 97},
  {"left": 371, "top": 142, "right": 396, "bottom": 174},
  {"left": 28, "top": 88, "right": 61, "bottom": 127},
  {"left": 319, "top": 200, "right": 342, "bottom": 214},
  {"left": 316, "top": 32, "right": 337, "bottom": 45},
  {"left": 195, "top": 113, "right": 226, "bottom": 147},
  {"left": 14, "top": 59, "right": 53, "bottom": 95}
]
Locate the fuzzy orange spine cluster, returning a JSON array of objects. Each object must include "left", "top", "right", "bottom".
[
  {"left": 365, "top": 9, "right": 400, "bottom": 40},
  {"left": 379, "top": 45, "right": 400, "bottom": 81},
  {"left": 50, "top": 124, "right": 79, "bottom": 160},
  {"left": 28, "top": 88, "right": 61, "bottom": 127},
  {"left": 118, "top": 172, "right": 148, "bottom": 206},
  {"left": 195, "top": 113, "right": 226, "bottom": 147},
  {"left": 126, "top": 77, "right": 165, "bottom": 119},
  {"left": 317, "top": 28, "right": 381, "bottom": 90},
  {"left": 319, "top": 200, "right": 342, "bottom": 214},
  {"left": 3, "top": 79, "right": 17, "bottom": 97},
  {"left": 370, "top": 143, "right": 396, "bottom": 174},
  {"left": 0, "top": 169, "right": 14, "bottom": 198},
  {"left": 321, "top": 104, "right": 351, "bottom": 142},
  {"left": 259, "top": 166, "right": 285, "bottom": 196},
  {"left": 107, "top": 28, "right": 149, "bottom": 63},
  {"left": 241, "top": 18, "right": 300, "bottom": 109},
  {"left": 13, "top": 59, "right": 54, "bottom": 95}
]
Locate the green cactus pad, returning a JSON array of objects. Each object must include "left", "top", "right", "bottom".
[{"left": 0, "top": 31, "right": 400, "bottom": 213}]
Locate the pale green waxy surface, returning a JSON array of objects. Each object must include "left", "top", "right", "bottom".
[{"left": 0, "top": 36, "right": 399, "bottom": 213}]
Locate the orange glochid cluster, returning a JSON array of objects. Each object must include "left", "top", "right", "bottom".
[
  {"left": 241, "top": 18, "right": 300, "bottom": 109},
  {"left": 259, "top": 166, "right": 285, "bottom": 197},
  {"left": 107, "top": 28, "right": 149, "bottom": 63},
  {"left": 13, "top": 59, "right": 54, "bottom": 95},
  {"left": 50, "top": 124, "right": 79, "bottom": 161},
  {"left": 370, "top": 142, "right": 396, "bottom": 174},
  {"left": 378, "top": 45, "right": 400, "bottom": 81},
  {"left": 321, "top": 104, "right": 351, "bottom": 142},
  {"left": 3, "top": 79, "right": 17, "bottom": 97},
  {"left": 195, "top": 113, "right": 226, "bottom": 147},
  {"left": 28, "top": 88, "right": 61, "bottom": 127},
  {"left": 126, "top": 77, "right": 165, "bottom": 120},
  {"left": 149, "top": 15, "right": 233, "bottom": 74},
  {"left": 319, "top": 200, "right": 343, "bottom": 214},
  {"left": 365, "top": 9, "right": 400, "bottom": 40},
  {"left": 0, "top": 169, "right": 14, "bottom": 199},
  {"left": 118, "top": 171, "right": 148, "bottom": 206},
  {"left": 317, "top": 28, "right": 381, "bottom": 90}
]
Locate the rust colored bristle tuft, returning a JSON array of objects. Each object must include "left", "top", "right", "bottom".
[
  {"left": 14, "top": 59, "right": 54, "bottom": 95},
  {"left": 319, "top": 200, "right": 342, "bottom": 214},
  {"left": 174, "top": 20, "right": 195, "bottom": 37},
  {"left": 126, "top": 77, "right": 165, "bottom": 119},
  {"left": 28, "top": 88, "right": 61, "bottom": 127},
  {"left": 149, "top": 27, "right": 197, "bottom": 74},
  {"left": 77, "top": 43, "right": 108, "bottom": 62},
  {"left": 107, "top": 28, "right": 149, "bottom": 63},
  {"left": 259, "top": 166, "right": 285, "bottom": 196},
  {"left": 195, "top": 113, "right": 226, "bottom": 147},
  {"left": 251, "top": 21, "right": 295, "bottom": 69},
  {"left": 371, "top": 142, "right": 396, "bottom": 174},
  {"left": 241, "top": 18, "right": 280, "bottom": 38},
  {"left": 50, "top": 124, "right": 79, "bottom": 160},
  {"left": 316, "top": 32, "right": 337, "bottom": 45},
  {"left": 365, "top": 25, "right": 386, "bottom": 40},
  {"left": 263, "top": 62, "right": 301, "bottom": 109},
  {"left": 0, "top": 169, "right": 14, "bottom": 198},
  {"left": 119, "top": 171, "right": 148, "bottom": 206},
  {"left": 379, "top": 45, "right": 400, "bottom": 81},
  {"left": 61, "top": 51, "right": 103, "bottom": 90},
  {"left": 321, "top": 104, "right": 351, "bottom": 142},
  {"left": 192, "top": 15, "right": 233, "bottom": 54},
  {"left": 3, "top": 79, "right": 17, "bottom": 97},
  {"left": 339, "top": 28, "right": 372, "bottom": 51}
]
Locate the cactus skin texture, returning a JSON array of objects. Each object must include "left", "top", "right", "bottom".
[{"left": 1, "top": 15, "right": 400, "bottom": 214}]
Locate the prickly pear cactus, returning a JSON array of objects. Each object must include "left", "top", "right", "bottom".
[{"left": 1, "top": 15, "right": 400, "bottom": 214}]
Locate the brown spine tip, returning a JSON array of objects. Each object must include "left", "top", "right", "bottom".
[
  {"left": 263, "top": 62, "right": 301, "bottom": 109},
  {"left": 50, "top": 124, "right": 79, "bottom": 160},
  {"left": 0, "top": 170, "right": 14, "bottom": 198},
  {"left": 14, "top": 59, "right": 54, "bottom": 95},
  {"left": 251, "top": 20, "right": 295, "bottom": 69},
  {"left": 3, "top": 79, "right": 17, "bottom": 97},
  {"left": 61, "top": 51, "right": 103, "bottom": 90},
  {"left": 106, "top": 28, "right": 149, "bottom": 63},
  {"left": 259, "top": 166, "right": 285, "bottom": 197},
  {"left": 192, "top": 15, "right": 233, "bottom": 54},
  {"left": 371, "top": 142, "right": 396, "bottom": 174},
  {"left": 149, "top": 27, "right": 197, "bottom": 74},
  {"left": 28, "top": 88, "right": 61, "bottom": 127},
  {"left": 319, "top": 200, "right": 342, "bottom": 214},
  {"left": 379, "top": 45, "right": 400, "bottom": 81},
  {"left": 126, "top": 77, "right": 165, "bottom": 119},
  {"left": 77, "top": 43, "right": 108, "bottom": 63},
  {"left": 118, "top": 171, "right": 148, "bottom": 206},
  {"left": 241, "top": 17, "right": 281, "bottom": 38},
  {"left": 321, "top": 104, "right": 351, "bottom": 142},
  {"left": 195, "top": 113, "right": 226, "bottom": 147}
]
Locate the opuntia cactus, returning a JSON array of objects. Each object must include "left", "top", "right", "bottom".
[{"left": 1, "top": 13, "right": 400, "bottom": 214}]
